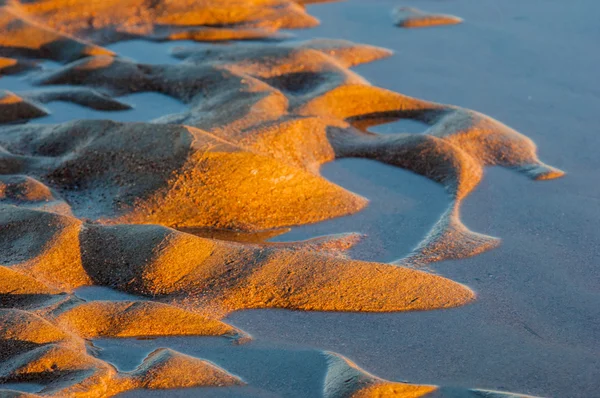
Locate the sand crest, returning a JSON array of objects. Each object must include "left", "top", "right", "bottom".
[
  {"left": 323, "top": 352, "right": 541, "bottom": 398},
  {"left": 9, "top": 0, "right": 320, "bottom": 45},
  {"left": 0, "top": 91, "right": 47, "bottom": 124},
  {"left": 0, "top": 0, "right": 565, "bottom": 396},
  {"left": 0, "top": 57, "right": 37, "bottom": 76},
  {"left": 393, "top": 7, "right": 463, "bottom": 29}
]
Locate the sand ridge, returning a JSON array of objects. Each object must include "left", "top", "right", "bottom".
[
  {"left": 0, "top": 57, "right": 38, "bottom": 76},
  {"left": 17, "top": 39, "right": 563, "bottom": 264},
  {"left": 0, "top": 206, "right": 475, "bottom": 313},
  {"left": 0, "top": 87, "right": 131, "bottom": 124},
  {"left": 0, "top": 0, "right": 563, "bottom": 396},
  {"left": 393, "top": 7, "right": 463, "bottom": 29}
]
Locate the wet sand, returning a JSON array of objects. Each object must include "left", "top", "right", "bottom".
[{"left": 0, "top": 0, "right": 596, "bottom": 397}]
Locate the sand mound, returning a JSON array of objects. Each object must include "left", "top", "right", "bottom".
[
  {"left": 0, "top": 210, "right": 473, "bottom": 394},
  {"left": 0, "top": 206, "right": 88, "bottom": 290},
  {"left": 0, "top": 266, "right": 62, "bottom": 310},
  {"left": 0, "top": 0, "right": 332, "bottom": 66},
  {"left": 53, "top": 301, "right": 245, "bottom": 340},
  {"left": 0, "top": 87, "right": 130, "bottom": 124},
  {"left": 77, "top": 223, "right": 474, "bottom": 315},
  {"left": 0, "top": 5, "right": 114, "bottom": 63},
  {"left": 322, "top": 352, "right": 542, "bottom": 398},
  {"left": 171, "top": 39, "right": 393, "bottom": 69},
  {"left": 0, "top": 91, "right": 47, "bottom": 124},
  {"left": 323, "top": 352, "right": 437, "bottom": 398},
  {"left": 0, "top": 308, "right": 242, "bottom": 395},
  {"left": 0, "top": 176, "right": 54, "bottom": 203},
  {"left": 0, "top": 309, "right": 76, "bottom": 352},
  {"left": 127, "top": 348, "right": 243, "bottom": 390},
  {"left": 393, "top": 7, "right": 463, "bottom": 29},
  {"left": 0, "top": 175, "right": 71, "bottom": 217},
  {"left": 0, "top": 204, "right": 473, "bottom": 394},
  {"left": 22, "top": 87, "right": 131, "bottom": 112}
]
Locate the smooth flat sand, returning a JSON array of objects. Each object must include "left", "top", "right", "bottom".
[{"left": 0, "top": 0, "right": 596, "bottom": 397}]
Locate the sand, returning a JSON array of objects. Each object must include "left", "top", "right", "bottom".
[
  {"left": 392, "top": 8, "right": 463, "bottom": 29},
  {"left": 236, "top": 1, "right": 599, "bottom": 397},
  {"left": 0, "top": 0, "right": 591, "bottom": 397}
]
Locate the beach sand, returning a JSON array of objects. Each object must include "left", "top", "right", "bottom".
[{"left": 0, "top": 0, "right": 596, "bottom": 397}]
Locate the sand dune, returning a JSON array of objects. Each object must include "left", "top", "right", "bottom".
[
  {"left": 323, "top": 352, "right": 437, "bottom": 398},
  {"left": 0, "top": 121, "right": 366, "bottom": 229},
  {"left": 0, "top": 0, "right": 564, "bottom": 396}
]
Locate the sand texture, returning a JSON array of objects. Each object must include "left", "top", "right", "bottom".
[
  {"left": 392, "top": 7, "right": 463, "bottom": 29},
  {"left": 0, "top": 0, "right": 566, "bottom": 396}
]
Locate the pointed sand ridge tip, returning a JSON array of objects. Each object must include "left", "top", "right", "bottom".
[
  {"left": 518, "top": 161, "right": 565, "bottom": 181},
  {"left": 322, "top": 351, "right": 438, "bottom": 398},
  {"left": 322, "top": 352, "right": 544, "bottom": 398},
  {"left": 0, "top": 56, "right": 38, "bottom": 75},
  {"left": 8, "top": 0, "right": 321, "bottom": 46},
  {"left": 393, "top": 7, "right": 463, "bottom": 28},
  {"left": 394, "top": 206, "right": 501, "bottom": 267},
  {"left": 0, "top": 90, "right": 49, "bottom": 124},
  {"left": 268, "top": 232, "right": 365, "bottom": 254}
]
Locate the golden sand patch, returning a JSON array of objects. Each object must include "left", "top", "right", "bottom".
[{"left": 393, "top": 7, "right": 463, "bottom": 29}]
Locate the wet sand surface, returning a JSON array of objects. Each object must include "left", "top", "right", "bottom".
[
  {"left": 0, "top": 0, "right": 597, "bottom": 397},
  {"left": 232, "top": 1, "right": 599, "bottom": 397}
]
